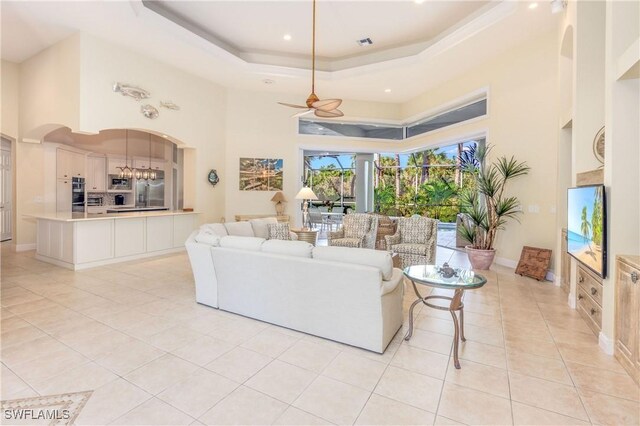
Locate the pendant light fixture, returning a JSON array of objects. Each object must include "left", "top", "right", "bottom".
[{"left": 117, "top": 129, "right": 134, "bottom": 179}]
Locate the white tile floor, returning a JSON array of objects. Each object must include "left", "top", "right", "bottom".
[{"left": 1, "top": 242, "right": 639, "bottom": 425}]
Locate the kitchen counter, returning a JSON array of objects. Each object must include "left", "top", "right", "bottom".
[
  {"left": 32, "top": 211, "right": 200, "bottom": 270},
  {"left": 106, "top": 206, "right": 170, "bottom": 213},
  {"left": 28, "top": 210, "right": 197, "bottom": 222}
]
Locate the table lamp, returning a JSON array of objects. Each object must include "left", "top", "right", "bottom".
[
  {"left": 295, "top": 187, "right": 318, "bottom": 229},
  {"left": 270, "top": 191, "right": 287, "bottom": 216}
]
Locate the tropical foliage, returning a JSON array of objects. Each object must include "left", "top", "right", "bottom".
[
  {"left": 304, "top": 141, "right": 481, "bottom": 223},
  {"left": 457, "top": 145, "right": 530, "bottom": 250},
  {"left": 591, "top": 186, "right": 603, "bottom": 247}
]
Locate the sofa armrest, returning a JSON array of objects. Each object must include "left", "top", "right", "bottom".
[
  {"left": 381, "top": 268, "right": 403, "bottom": 296},
  {"left": 385, "top": 232, "right": 401, "bottom": 247}
]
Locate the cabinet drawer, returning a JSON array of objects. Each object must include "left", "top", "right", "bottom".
[
  {"left": 577, "top": 286, "right": 602, "bottom": 335},
  {"left": 577, "top": 265, "right": 603, "bottom": 307}
]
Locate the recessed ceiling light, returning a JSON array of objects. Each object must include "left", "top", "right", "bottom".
[
  {"left": 283, "top": 34, "right": 292, "bottom": 41},
  {"left": 384, "top": 89, "right": 391, "bottom": 93},
  {"left": 528, "top": 2, "right": 538, "bottom": 9},
  {"left": 263, "top": 79, "right": 275, "bottom": 85}
]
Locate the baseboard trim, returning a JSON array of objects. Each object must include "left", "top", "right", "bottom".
[
  {"left": 494, "top": 256, "right": 555, "bottom": 282},
  {"left": 599, "top": 332, "right": 614, "bottom": 355},
  {"left": 15, "top": 243, "right": 36, "bottom": 252},
  {"left": 35, "top": 247, "right": 186, "bottom": 270}
]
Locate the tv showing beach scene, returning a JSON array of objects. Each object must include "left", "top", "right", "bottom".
[{"left": 567, "top": 185, "right": 606, "bottom": 277}]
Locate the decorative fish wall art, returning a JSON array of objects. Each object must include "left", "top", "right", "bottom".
[
  {"left": 159, "top": 101, "right": 180, "bottom": 111},
  {"left": 112, "top": 82, "right": 150, "bottom": 101},
  {"left": 140, "top": 104, "right": 159, "bottom": 119},
  {"left": 113, "top": 82, "right": 180, "bottom": 119}
]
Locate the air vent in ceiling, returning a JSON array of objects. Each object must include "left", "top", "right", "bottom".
[{"left": 356, "top": 38, "right": 373, "bottom": 46}]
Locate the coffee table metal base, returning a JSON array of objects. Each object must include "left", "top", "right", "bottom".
[{"left": 405, "top": 279, "right": 466, "bottom": 369}]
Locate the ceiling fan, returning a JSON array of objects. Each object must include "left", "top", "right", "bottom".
[{"left": 278, "top": 0, "right": 343, "bottom": 118}]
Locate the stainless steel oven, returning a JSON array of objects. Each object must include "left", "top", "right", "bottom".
[
  {"left": 72, "top": 177, "right": 85, "bottom": 213},
  {"left": 108, "top": 175, "right": 132, "bottom": 191}
]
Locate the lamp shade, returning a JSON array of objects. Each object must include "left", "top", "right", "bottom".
[
  {"left": 271, "top": 191, "right": 287, "bottom": 203},
  {"left": 295, "top": 187, "right": 318, "bottom": 200}
]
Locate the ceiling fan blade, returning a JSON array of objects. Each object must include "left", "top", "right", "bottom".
[
  {"left": 312, "top": 99, "right": 343, "bottom": 111},
  {"left": 278, "top": 102, "right": 309, "bottom": 109},
  {"left": 291, "top": 109, "right": 314, "bottom": 118},
  {"left": 314, "top": 108, "right": 344, "bottom": 118}
]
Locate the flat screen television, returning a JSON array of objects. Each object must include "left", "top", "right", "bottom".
[{"left": 567, "top": 184, "right": 607, "bottom": 278}]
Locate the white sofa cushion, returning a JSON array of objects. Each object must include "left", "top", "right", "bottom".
[
  {"left": 194, "top": 231, "right": 221, "bottom": 246},
  {"left": 312, "top": 246, "right": 394, "bottom": 280},
  {"left": 219, "top": 236, "right": 265, "bottom": 251},
  {"left": 224, "top": 221, "right": 255, "bottom": 237},
  {"left": 261, "top": 240, "right": 313, "bottom": 258},
  {"left": 200, "top": 223, "right": 228, "bottom": 236},
  {"left": 249, "top": 217, "right": 278, "bottom": 239}
]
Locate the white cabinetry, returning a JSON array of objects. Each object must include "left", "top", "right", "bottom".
[
  {"left": 34, "top": 212, "right": 199, "bottom": 270},
  {"left": 115, "top": 218, "right": 146, "bottom": 257},
  {"left": 108, "top": 157, "right": 127, "bottom": 175},
  {"left": 86, "top": 156, "right": 106, "bottom": 192},
  {"left": 134, "top": 159, "right": 165, "bottom": 172},
  {"left": 57, "top": 149, "right": 85, "bottom": 179},
  {"left": 147, "top": 216, "right": 173, "bottom": 251},
  {"left": 56, "top": 179, "right": 72, "bottom": 212}
]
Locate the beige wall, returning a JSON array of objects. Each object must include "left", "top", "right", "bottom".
[
  {"left": 14, "top": 34, "right": 227, "bottom": 246},
  {"left": 223, "top": 89, "right": 401, "bottom": 223},
  {"left": 402, "top": 30, "right": 560, "bottom": 269}
]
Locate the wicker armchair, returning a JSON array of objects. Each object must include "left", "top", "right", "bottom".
[
  {"left": 385, "top": 216, "right": 438, "bottom": 268},
  {"left": 369, "top": 213, "right": 397, "bottom": 250},
  {"left": 328, "top": 213, "right": 378, "bottom": 249}
]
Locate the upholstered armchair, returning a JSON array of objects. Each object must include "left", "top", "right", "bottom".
[
  {"left": 385, "top": 216, "right": 438, "bottom": 268},
  {"left": 328, "top": 213, "right": 378, "bottom": 249}
]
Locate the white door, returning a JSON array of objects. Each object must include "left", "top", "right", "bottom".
[{"left": 0, "top": 138, "right": 12, "bottom": 241}]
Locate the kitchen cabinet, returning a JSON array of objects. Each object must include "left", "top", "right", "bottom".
[
  {"left": 57, "top": 149, "right": 85, "bottom": 179},
  {"left": 134, "top": 159, "right": 165, "bottom": 172},
  {"left": 108, "top": 157, "right": 129, "bottom": 175},
  {"left": 87, "top": 156, "right": 106, "bottom": 192},
  {"left": 56, "top": 179, "right": 72, "bottom": 212},
  {"left": 615, "top": 255, "right": 640, "bottom": 385}
]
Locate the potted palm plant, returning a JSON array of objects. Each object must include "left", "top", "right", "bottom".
[{"left": 458, "top": 145, "right": 530, "bottom": 270}]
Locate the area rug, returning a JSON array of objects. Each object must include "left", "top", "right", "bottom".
[{"left": 1, "top": 390, "right": 93, "bottom": 425}]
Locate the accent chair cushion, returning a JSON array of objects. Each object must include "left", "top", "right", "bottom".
[
  {"left": 398, "top": 217, "right": 430, "bottom": 245},
  {"left": 312, "top": 246, "right": 393, "bottom": 281},
  {"left": 261, "top": 240, "right": 313, "bottom": 258},
  {"left": 343, "top": 214, "right": 371, "bottom": 239},
  {"left": 391, "top": 243, "right": 428, "bottom": 256},
  {"left": 330, "top": 238, "right": 362, "bottom": 248},
  {"left": 224, "top": 221, "right": 255, "bottom": 237},
  {"left": 249, "top": 217, "right": 278, "bottom": 239},
  {"left": 200, "top": 223, "right": 228, "bottom": 236},
  {"left": 219, "top": 236, "right": 265, "bottom": 251},
  {"left": 267, "top": 223, "right": 291, "bottom": 240}
]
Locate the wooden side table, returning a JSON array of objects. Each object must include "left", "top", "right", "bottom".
[{"left": 290, "top": 229, "right": 318, "bottom": 246}]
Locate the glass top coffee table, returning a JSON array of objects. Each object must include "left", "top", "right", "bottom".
[{"left": 403, "top": 263, "right": 487, "bottom": 369}]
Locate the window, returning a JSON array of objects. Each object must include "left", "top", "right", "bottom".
[
  {"left": 406, "top": 99, "right": 487, "bottom": 138},
  {"left": 373, "top": 139, "right": 485, "bottom": 221},
  {"left": 298, "top": 96, "right": 487, "bottom": 141},
  {"left": 304, "top": 154, "right": 356, "bottom": 209},
  {"left": 299, "top": 120, "right": 403, "bottom": 140}
]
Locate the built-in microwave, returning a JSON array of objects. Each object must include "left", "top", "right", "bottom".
[{"left": 108, "top": 175, "right": 132, "bottom": 191}]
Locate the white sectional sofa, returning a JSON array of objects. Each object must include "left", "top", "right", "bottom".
[{"left": 185, "top": 219, "right": 404, "bottom": 353}]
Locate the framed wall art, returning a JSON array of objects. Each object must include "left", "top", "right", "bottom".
[{"left": 239, "top": 158, "right": 283, "bottom": 191}]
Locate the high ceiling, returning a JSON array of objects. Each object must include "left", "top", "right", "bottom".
[{"left": 0, "top": 1, "right": 560, "bottom": 103}]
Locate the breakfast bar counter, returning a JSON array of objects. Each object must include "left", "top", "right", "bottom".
[{"left": 30, "top": 211, "right": 200, "bottom": 270}]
